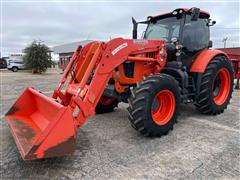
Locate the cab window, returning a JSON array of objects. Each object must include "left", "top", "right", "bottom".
[
  {"left": 145, "top": 16, "right": 182, "bottom": 42},
  {"left": 182, "top": 15, "right": 209, "bottom": 52}
]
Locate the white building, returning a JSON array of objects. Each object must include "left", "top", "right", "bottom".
[
  {"left": 9, "top": 53, "right": 24, "bottom": 61},
  {"left": 53, "top": 40, "right": 92, "bottom": 69}
]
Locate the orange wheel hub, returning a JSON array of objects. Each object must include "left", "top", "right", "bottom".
[
  {"left": 212, "top": 68, "right": 231, "bottom": 105},
  {"left": 151, "top": 90, "right": 175, "bottom": 125}
]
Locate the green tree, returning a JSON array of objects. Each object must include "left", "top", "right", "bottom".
[{"left": 23, "top": 41, "right": 52, "bottom": 73}]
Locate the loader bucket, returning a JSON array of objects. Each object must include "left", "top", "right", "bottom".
[{"left": 5, "top": 87, "right": 76, "bottom": 160}]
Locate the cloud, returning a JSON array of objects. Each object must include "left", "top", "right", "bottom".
[{"left": 2, "top": 1, "right": 239, "bottom": 56}]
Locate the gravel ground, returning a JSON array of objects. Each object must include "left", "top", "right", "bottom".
[{"left": 0, "top": 69, "right": 240, "bottom": 179}]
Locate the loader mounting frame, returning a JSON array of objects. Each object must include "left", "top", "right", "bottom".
[{"left": 5, "top": 38, "right": 166, "bottom": 159}]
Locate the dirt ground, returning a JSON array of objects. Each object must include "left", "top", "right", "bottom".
[{"left": 0, "top": 69, "right": 239, "bottom": 179}]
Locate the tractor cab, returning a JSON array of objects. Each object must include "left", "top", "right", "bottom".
[{"left": 133, "top": 8, "right": 215, "bottom": 66}]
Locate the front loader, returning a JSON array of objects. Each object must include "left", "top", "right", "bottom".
[{"left": 5, "top": 8, "right": 234, "bottom": 160}]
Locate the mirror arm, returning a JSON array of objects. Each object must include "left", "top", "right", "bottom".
[{"left": 207, "top": 19, "right": 216, "bottom": 26}]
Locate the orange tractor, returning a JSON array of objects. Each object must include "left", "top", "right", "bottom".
[{"left": 6, "top": 8, "right": 234, "bottom": 160}]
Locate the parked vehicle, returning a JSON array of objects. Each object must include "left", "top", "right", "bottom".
[
  {"left": 7, "top": 60, "right": 25, "bottom": 72},
  {"left": 0, "top": 58, "right": 7, "bottom": 69}
]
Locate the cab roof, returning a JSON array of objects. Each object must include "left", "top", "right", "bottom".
[{"left": 148, "top": 8, "right": 210, "bottom": 20}]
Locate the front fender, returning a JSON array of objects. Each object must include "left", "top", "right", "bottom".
[{"left": 189, "top": 49, "right": 229, "bottom": 73}]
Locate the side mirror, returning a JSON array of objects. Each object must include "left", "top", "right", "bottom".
[
  {"left": 132, "top": 17, "right": 138, "bottom": 39},
  {"left": 191, "top": 7, "right": 200, "bottom": 21}
]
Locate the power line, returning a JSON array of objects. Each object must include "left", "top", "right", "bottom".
[{"left": 212, "top": 27, "right": 240, "bottom": 30}]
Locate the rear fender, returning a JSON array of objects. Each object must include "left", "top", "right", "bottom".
[{"left": 189, "top": 49, "right": 228, "bottom": 73}]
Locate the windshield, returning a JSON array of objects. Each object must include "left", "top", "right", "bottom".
[{"left": 144, "top": 16, "right": 181, "bottom": 42}]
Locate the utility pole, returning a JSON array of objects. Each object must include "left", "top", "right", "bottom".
[{"left": 222, "top": 37, "right": 228, "bottom": 48}]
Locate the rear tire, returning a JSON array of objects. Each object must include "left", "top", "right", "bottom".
[
  {"left": 127, "top": 74, "right": 180, "bottom": 137},
  {"left": 12, "top": 67, "right": 18, "bottom": 72},
  {"left": 95, "top": 96, "right": 119, "bottom": 114},
  {"left": 195, "top": 56, "right": 234, "bottom": 115}
]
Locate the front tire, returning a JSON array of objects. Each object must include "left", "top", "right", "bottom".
[
  {"left": 195, "top": 56, "right": 234, "bottom": 115},
  {"left": 127, "top": 74, "right": 180, "bottom": 137}
]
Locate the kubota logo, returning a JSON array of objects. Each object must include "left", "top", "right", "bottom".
[{"left": 111, "top": 42, "right": 128, "bottom": 55}]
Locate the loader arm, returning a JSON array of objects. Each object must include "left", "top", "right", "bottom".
[
  {"left": 54, "top": 38, "right": 166, "bottom": 127},
  {"left": 5, "top": 38, "right": 166, "bottom": 160}
]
